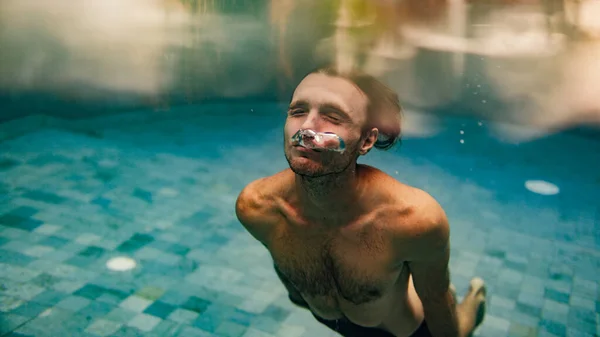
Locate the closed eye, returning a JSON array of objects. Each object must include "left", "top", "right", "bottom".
[
  {"left": 325, "top": 114, "right": 341, "bottom": 123},
  {"left": 288, "top": 109, "right": 305, "bottom": 116}
]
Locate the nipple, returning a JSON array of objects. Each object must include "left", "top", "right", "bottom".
[{"left": 291, "top": 129, "right": 346, "bottom": 153}]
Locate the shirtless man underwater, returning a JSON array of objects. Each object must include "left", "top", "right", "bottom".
[{"left": 235, "top": 67, "right": 486, "bottom": 337}]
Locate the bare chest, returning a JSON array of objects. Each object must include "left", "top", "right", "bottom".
[{"left": 269, "top": 223, "right": 400, "bottom": 305}]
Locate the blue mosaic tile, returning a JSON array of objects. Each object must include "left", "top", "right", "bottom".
[
  {"left": 131, "top": 233, "right": 155, "bottom": 244},
  {"left": 27, "top": 154, "right": 73, "bottom": 166},
  {"left": 172, "top": 325, "right": 215, "bottom": 337},
  {"left": 545, "top": 288, "right": 570, "bottom": 304},
  {"left": 37, "top": 235, "right": 70, "bottom": 249},
  {"left": 65, "top": 174, "right": 86, "bottom": 182},
  {"left": 546, "top": 279, "right": 572, "bottom": 294},
  {"left": 78, "top": 246, "right": 106, "bottom": 258},
  {"left": 105, "top": 326, "right": 145, "bottom": 337},
  {"left": 132, "top": 188, "right": 153, "bottom": 203},
  {"left": 146, "top": 319, "right": 181, "bottom": 336},
  {"left": 569, "top": 328, "right": 597, "bottom": 337},
  {"left": 0, "top": 157, "right": 21, "bottom": 171},
  {"left": 206, "top": 234, "right": 229, "bottom": 245},
  {"left": 143, "top": 301, "right": 176, "bottom": 319},
  {"left": 116, "top": 233, "right": 155, "bottom": 253},
  {"left": 0, "top": 249, "right": 35, "bottom": 267},
  {"left": 538, "top": 319, "right": 567, "bottom": 336},
  {"left": 216, "top": 321, "right": 248, "bottom": 337},
  {"left": 14, "top": 310, "right": 91, "bottom": 336},
  {"left": 191, "top": 314, "right": 219, "bottom": 333},
  {"left": 116, "top": 241, "right": 144, "bottom": 254},
  {"left": 261, "top": 304, "right": 290, "bottom": 322},
  {"left": 516, "top": 302, "right": 543, "bottom": 317},
  {"left": 65, "top": 255, "right": 99, "bottom": 269},
  {"left": 30, "top": 289, "right": 68, "bottom": 306},
  {"left": 10, "top": 301, "right": 49, "bottom": 318},
  {"left": 526, "top": 263, "right": 549, "bottom": 278},
  {"left": 178, "top": 210, "right": 213, "bottom": 226},
  {"left": 74, "top": 284, "right": 106, "bottom": 300},
  {"left": 542, "top": 311, "right": 568, "bottom": 325},
  {"left": 182, "top": 296, "right": 211, "bottom": 314},
  {"left": 216, "top": 292, "right": 244, "bottom": 307},
  {"left": 55, "top": 295, "right": 92, "bottom": 312},
  {"left": 511, "top": 312, "right": 541, "bottom": 327},
  {"left": 78, "top": 300, "right": 114, "bottom": 320},
  {"left": 3, "top": 332, "right": 35, "bottom": 337},
  {"left": 138, "top": 260, "right": 173, "bottom": 276},
  {"left": 228, "top": 308, "right": 257, "bottom": 326},
  {"left": 96, "top": 291, "right": 129, "bottom": 306},
  {"left": 249, "top": 316, "right": 282, "bottom": 335},
  {"left": 485, "top": 249, "right": 505, "bottom": 259},
  {"left": 567, "top": 307, "right": 597, "bottom": 334},
  {"left": 508, "top": 323, "right": 538, "bottom": 337},
  {"left": 91, "top": 197, "right": 111, "bottom": 208},
  {"left": 85, "top": 318, "right": 123, "bottom": 336},
  {"left": 95, "top": 170, "right": 117, "bottom": 183},
  {"left": 0, "top": 215, "right": 43, "bottom": 231},
  {"left": 119, "top": 295, "right": 152, "bottom": 313},
  {"left": 89, "top": 278, "right": 134, "bottom": 297},
  {"left": 6, "top": 207, "right": 39, "bottom": 218},
  {"left": 158, "top": 290, "right": 190, "bottom": 306},
  {"left": 549, "top": 271, "right": 573, "bottom": 283},
  {"left": 104, "top": 307, "right": 138, "bottom": 324},
  {"left": 504, "top": 259, "right": 527, "bottom": 272},
  {"left": 21, "top": 190, "right": 68, "bottom": 204},
  {"left": 152, "top": 241, "right": 190, "bottom": 256},
  {"left": 494, "top": 283, "right": 521, "bottom": 300},
  {"left": 168, "top": 308, "right": 199, "bottom": 323},
  {"left": 0, "top": 314, "right": 30, "bottom": 335}
]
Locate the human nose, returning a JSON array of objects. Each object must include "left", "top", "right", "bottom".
[{"left": 299, "top": 110, "right": 322, "bottom": 131}]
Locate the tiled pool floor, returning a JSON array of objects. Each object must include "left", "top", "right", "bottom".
[{"left": 0, "top": 106, "right": 599, "bottom": 337}]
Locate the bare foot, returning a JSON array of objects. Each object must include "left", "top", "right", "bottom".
[
  {"left": 469, "top": 278, "right": 486, "bottom": 328},
  {"left": 457, "top": 277, "right": 487, "bottom": 336}
]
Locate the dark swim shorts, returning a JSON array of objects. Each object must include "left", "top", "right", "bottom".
[{"left": 289, "top": 294, "right": 433, "bottom": 337}]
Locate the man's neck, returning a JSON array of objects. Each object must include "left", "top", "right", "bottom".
[{"left": 294, "top": 164, "right": 363, "bottom": 223}]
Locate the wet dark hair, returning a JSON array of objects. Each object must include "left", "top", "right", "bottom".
[{"left": 312, "top": 66, "right": 402, "bottom": 150}]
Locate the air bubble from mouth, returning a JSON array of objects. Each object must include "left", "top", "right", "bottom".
[{"left": 291, "top": 129, "right": 346, "bottom": 153}]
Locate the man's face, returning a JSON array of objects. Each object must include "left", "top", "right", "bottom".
[{"left": 283, "top": 73, "right": 371, "bottom": 177}]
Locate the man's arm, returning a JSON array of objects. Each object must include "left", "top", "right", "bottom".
[{"left": 400, "top": 197, "right": 461, "bottom": 337}]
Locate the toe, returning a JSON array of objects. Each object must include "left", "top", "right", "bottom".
[{"left": 469, "top": 277, "right": 486, "bottom": 297}]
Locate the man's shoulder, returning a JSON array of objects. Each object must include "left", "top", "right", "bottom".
[
  {"left": 373, "top": 184, "right": 449, "bottom": 260},
  {"left": 236, "top": 169, "right": 292, "bottom": 205},
  {"left": 364, "top": 165, "right": 445, "bottom": 223},
  {"left": 235, "top": 169, "right": 292, "bottom": 238},
  {"left": 372, "top": 176, "right": 448, "bottom": 248}
]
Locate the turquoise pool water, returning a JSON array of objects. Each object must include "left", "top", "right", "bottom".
[{"left": 0, "top": 103, "right": 598, "bottom": 337}]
